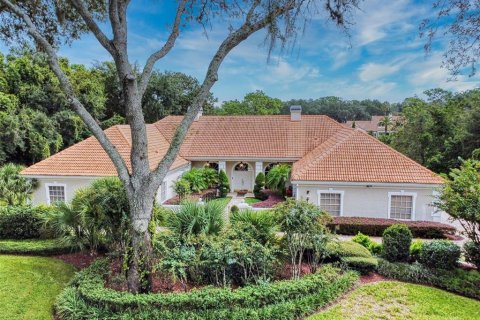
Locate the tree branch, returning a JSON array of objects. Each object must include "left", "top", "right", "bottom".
[
  {"left": 150, "top": 0, "right": 297, "bottom": 187},
  {"left": 69, "top": 0, "right": 116, "bottom": 56},
  {"left": 0, "top": 0, "right": 131, "bottom": 186},
  {"left": 138, "top": 0, "right": 187, "bottom": 96}
]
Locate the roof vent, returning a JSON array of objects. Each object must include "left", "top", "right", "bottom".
[
  {"left": 194, "top": 107, "right": 203, "bottom": 121},
  {"left": 290, "top": 105, "right": 302, "bottom": 121}
]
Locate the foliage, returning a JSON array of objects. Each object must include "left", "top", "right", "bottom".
[
  {"left": 377, "top": 259, "right": 480, "bottom": 300},
  {"left": 382, "top": 224, "right": 412, "bottom": 262},
  {"left": 0, "top": 163, "right": 36, "bottom": 205},
  {"left": 275, "top": 199, "right": 331, "bottom": 279},
  {"left": 266, "top": 164, "right": 291, "bottom": 195},
  {"left": 230, "top": 209, "right": 278, "bottom": 245},
  {"left": 215, "top": 91, "right": 283, "bottom": 115},
  {"left": 166, "top": 200, "right": 224, "bottom": 239},
  {"left": 218, "top": 169, "right": 230, "bottom": 198},
  {"left": 0, "top": 239, "right": 73, "bottom": 255},
  {"left": 436, "top": 159, "right": 480, "bottom": 246},
  {"left": 342, "top": 256, "right": 378, "bottom": 275},
  {"left": 201, "top": 167, "right": 219, "bottom": 188},
  {"left": 182, "top": 168, "right": 208, "bottom": 193},
  {"left": 0, "top": 255, "right": 75, "bottom": 320},
  {"left": 351, "top": 232, "right": 382, "bottom": 255},
  {"left": 173, "top": 179, "right": 191, "bottom": 200},
  {"left": 418, "top": 240, "right": 460, "bottom": 270},
  {"left": 325, "top": 240, "right": 373, "bottom": 260},
  {"left": 327, "top": 216, "right": 455, "bottom": 238},
  {"left": 253, "top": 172, "right": 266, "bottom": 200},
  {"left": 409, "top": 239, "right": 423, "bottom": 262},
  {"left": 55, "top": 259, "right": 358, "bottom": 320},
  {"left": 0, "top": 205, "right": 49, "bottom": 239},
  {"left": 307, "top": 281, "right": 480, "bottom": 320},
  {"left": 464, "top": 241, "right": 480, "bottom": 269},
  {"left": 40, "top": 177, "right": 130, "bottom": 252},
  {"left": 230, "top": 205, "right": 239, "bottom": 214},
  {"left": 156, "top": 240, "right": 195, "bottom": 291}
]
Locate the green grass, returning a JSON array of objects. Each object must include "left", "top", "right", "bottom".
[
  {"left": 0, "top": 239, "right": 73, "bottom": 255},
  {"left": 245, "top": 197, "right": 261, "bottom": 205},
  {"left": 308, "top": 281, "right": 480, "bottom": 320},
  {"left": 208, "top": 196, "right": 232, "bottom": 208},
  {"left": 0, "top": 255, "right": 75, "bottom": 320}
]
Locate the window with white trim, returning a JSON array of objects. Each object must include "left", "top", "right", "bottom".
[
  {"left": 390, "top": 195, "right": 413, "bottom": 220},
  {"left": 319, "top": 192, "right": 342, "bottom": 216},
  {"left": 47, "top": 185, "right": 65, "bottom": 204}
]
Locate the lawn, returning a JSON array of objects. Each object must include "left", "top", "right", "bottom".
[
  {"left": 0, "top": 255, "right": 75, "bottom": 320},
  {"left": 308, "top": 281, "right": 480, "bottom": 320},
  {"left": 245, "top": 197, "right": 261, "bottom": 205},
  {"left": 209, "top": 196, "right": 232, "bottom": 208}
]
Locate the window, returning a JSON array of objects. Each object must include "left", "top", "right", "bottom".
[
  {"left": 47, "top": 184, "right": 66, "bottom": 204},
  {"left": 318, "top": 191, "right": 343, "bottom": 216},
  {"left": 389, "top": 194, "right": 414, "bottom": 220},
  {"left": 234, "top": 162, "right": 249, "bottom": 171}
]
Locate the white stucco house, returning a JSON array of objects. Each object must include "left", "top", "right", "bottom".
[{"left": 21, "top": 106, "right": 444, "bottom": 222}]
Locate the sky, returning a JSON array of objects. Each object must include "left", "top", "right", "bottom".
[{"left": 7, "top": 0, "right": 480, "bottom": 103}]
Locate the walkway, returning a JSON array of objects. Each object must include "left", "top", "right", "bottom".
[{"left": 223, "top": 192, "right": 253, "bottom": 220}]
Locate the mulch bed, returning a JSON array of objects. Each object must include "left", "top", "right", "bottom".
[
  {"left": 360, "top": 273, "right": 386, "bottom": 284},
  {"left": 163, "top": 188, "right": 217, "bottom": 205},
  {"left": 54, "top": 251, "right": 101, "bottom": 269},
  {"left": 251, "top": 190, "right": 285, "bottom": 208}
]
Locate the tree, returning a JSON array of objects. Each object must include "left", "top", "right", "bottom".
[
  {"left": 266, "top": 164, "right": 291, "bottom": 195},
  {"left": 0, "top": 163, "right": 36, "bottom": 205},
  {"left": 378, "top": 115, "right": 392, "bottom": 134},
  {"left": 0, "top": 0, "right": 360, "bottom": 293},
  {"left": 421, "top": 1, "right": 480, "bottom": 77},
  {"left": 215, "top": 90, "right": 282, "bottom": 115},
  {"left": 253, "top": 172, "right": 265, "bottom": 199},
  {"left": 218, "top": 169, "right": 230, "bottom": 198}
]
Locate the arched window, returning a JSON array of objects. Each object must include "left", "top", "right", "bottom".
[
  {"left": 234, "top": 162, "right": 249, "bottom": 171},
  {"left": 205, "top": 162, "right": 219, "bottom": 171},
  {"left": 264, "top": 162, "right": 279, "bottom": 176}
]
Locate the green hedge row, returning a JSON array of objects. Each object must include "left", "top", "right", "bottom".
[
  {"left": 0, "top": 206, "right": 47, "bottom": 239},
  {"left": 55, "top": 259, "right": 359, "bottom": 320},
  {"left": 0, "top": 239, "right": 74, "bottom": 255},
  {"left": 377, "top": 259, "right": 480, "bottom": 300}
]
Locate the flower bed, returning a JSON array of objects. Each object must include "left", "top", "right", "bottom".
[
  {"left": 327, "top": 216, "right": 456, "bottom": 239},
  {"left": 55, "top": 259, "right": 358, "bottom": 320},
  {"left": 251, "top": 190, "right": 285, "bottom": 208}
]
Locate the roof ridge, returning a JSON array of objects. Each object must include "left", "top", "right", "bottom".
[{"left": 114, "top": 125, "right": 132, "bottom": 147}]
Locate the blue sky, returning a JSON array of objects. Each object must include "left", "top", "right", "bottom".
[{"left": 12, "top": 1, "right": 480, "bottom": 103}]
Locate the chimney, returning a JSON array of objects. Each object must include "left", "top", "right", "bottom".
[
  {"left": 290, "top": 105, "right": 302, "bottom": 121},
  {"left": 194, "top": 107, "right": 203, "bottom": 121}
]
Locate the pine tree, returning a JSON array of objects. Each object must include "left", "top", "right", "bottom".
[{"left": 253, "top": 172, "right": 265, "bottom": 199}]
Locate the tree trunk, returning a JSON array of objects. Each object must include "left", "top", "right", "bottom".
[{"left": 126, "top": 188, "right": 155, "bottom": 293}]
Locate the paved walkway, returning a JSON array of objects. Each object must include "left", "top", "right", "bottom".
[{"left": 224, "top": 192, "right": 254, "bottom": 220}]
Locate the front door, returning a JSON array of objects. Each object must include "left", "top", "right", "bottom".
[{"left": 231, "top": 162, "right": 253, "bottom": 191}]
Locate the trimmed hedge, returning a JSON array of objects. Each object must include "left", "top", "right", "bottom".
[
  {"left": 0, "top": 239, "right": 74, "bottom": 255},
  {"left": 327, "top": 217, "right": 456, "bottom": 239},
  {"left": 326, "top": 241, "right": 372, "bottom": 260},
  {"left": 0, "top": 206, "right": 48, "bottom": 239},
  {"left": 382, "top": 224, "right": 412, "bottom": 262},
  {"left": 464, "top": 241, "right": 480, "bottom": 269},
  {"left": 342, "top": 257, "right": 378, "bottom": 275},
  {"left": 418, "top": 240, "right": 460, "bottom": 270},
  {"left": 55, "top": 259, "right": 358, "bottom": 320},
  {"left": 377, "top": 259, "right": 480, "bottom": 300}
]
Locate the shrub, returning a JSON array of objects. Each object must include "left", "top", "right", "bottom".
[
  {"left": 342, "top": 256, "right": 378, "bottom": 274},
  {"left": 409, "top": 240, "right": 423, "bottom": 262},
  {"left": 201, "top": 168, "right": 219, "bottom": 188},
  {"left": 464, "top": 241, "right": 480, "bottom": 268},
  {"left": 266, "top": 164, "right": 291, "bottom": 195},
  {"left": 377, "top": 259, "right": 480, "bottom": 300},
  {"left": 182, "top": 168, "right": 208, "bottom": 193},
  {"left": 352, "top": 232, "right": 382, "bottom": 255},
  {"left": 382, "top": 224, "right": 412, "bottom": 262},
  {"left": 327, "top": 216, "right": 455, "bottom": 238},
  {"left": 368, "top": 242, "right": 383, "bottom": 255},
  {"left": 0, "top": 205, "right": 46, "bottom": 239},
  {"left": 55, "top": 260, "right": 359, "bottom": 320},
  {"left": 0, "top": 163, "right": 37, "bottom": 206},
  {"left": 253, "top": 173, "right": 265, "bottom": 200},
  {"left": 174, "top": 179, "right": 191, "bottom": 200},
  {"left": 230, "top": 209, "right": 278, "bottom": 245},
  {"left": 230, "top": 205, "right": 239, "bottom": 214},
  {"left": 218, "top": 170, "right": 230, "bottom": 198},
  {"left": 0, "top": 239, "right": 74, "bottom": 255},
  {"left": 419, "top": 240, "right": 460, "bottom": 270},
  {"left": 326, "top": 240, "right": 372, "bottom": 260}
]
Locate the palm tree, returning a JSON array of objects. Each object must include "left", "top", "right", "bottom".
[
  {"left": 266, "top": 164, "right": 291, "bottom": 196},
  {"left": 0, "top": 163, "right": 36, "bottom": 206},
  {"left": 378, "top": 115, "right": 393, "bottom": 134}
]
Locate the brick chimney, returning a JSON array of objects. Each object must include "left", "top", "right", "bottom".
[{"left": 290, "top": 105, "right": 302, "bottom": 121}]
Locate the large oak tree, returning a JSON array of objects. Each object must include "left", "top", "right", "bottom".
[{"left": 0, "top": 0, "right": 359, "bottom": 293}]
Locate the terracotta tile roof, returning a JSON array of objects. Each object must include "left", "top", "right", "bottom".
[
  {"left": 344, "top": 115, "right": 402, "bottom": 132},
  {"left": 154, "top": 115, "right": 343, "bottom": 158},
  {"left": 291, "top": 128, "right": 443, "bottom": 184},
  {"left": 21, "top": 125, "right": 189, "bottom": 177}
]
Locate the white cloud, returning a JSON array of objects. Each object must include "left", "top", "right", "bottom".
[{"left": 358, "top": 62, "right": 401, "bottom": 81}]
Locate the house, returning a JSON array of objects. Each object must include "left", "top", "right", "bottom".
[
  {"left": 345, "top": 115, "right": 401, "bottom": 137},
  {"left": 21, "top": 106, "right": 443, "bottom": 221}
]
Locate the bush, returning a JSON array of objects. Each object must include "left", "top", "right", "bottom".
[
  {"left": 174, "top": 179, "right": 191, "bottom": 200},
  {"left": 342, "top": 256, "right": 378, "bottom": 274},
  {"left": 382, "top": 224, "right": 412, "bottom": 262},
  {"left": 377, "top": 259, "right": 480, "bottom": 300},
  {"left": 327, "top": 217, "right": 455, "bottom": 239},
  {"left": 352, "top": 232, "right": 382, "bottom": 255},
  {"left": 326, "top": 241, "right": 372, "bottom": 260},
  {"left": 55, "top": 260, "right": 359, "bottom": 320},
  {"left": 230, "top": 209, "right": 278, "bottom": 245},
  {"left": 464, "top": 241, "right": 480, "bottom": 268},
  {"left": 0, "top": 239, "right": 74, "bottom": 255},
  {"left": 409, "top": 240, "right": 423, "bottom": 262},
  {"left": 0, "top": 163, "right": 37, "bottom": 206},
  {"left": 368, "top": 242, "right": 383, "bottom": 255},
  {"left": 218, "top": 170, "right": 230, "bottom": 198},
  {"left": 417, "top": 240, "right": 460, "bottom": 270},
  {"left": 0, "top": 205, "right": 47, "bottom": 239},
  {"left": 182, "top": 168, "right": 208, "bottom": 193},
  {"left": 253, "top": 173, "right": 266, "bottom": 200},
  {"left": 230, "top": 205, "right": 239, "bottom": 214}
]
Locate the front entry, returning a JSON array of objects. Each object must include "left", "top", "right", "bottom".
[{"left": 231, "top": 162, "right": 253, "bottom": 191}]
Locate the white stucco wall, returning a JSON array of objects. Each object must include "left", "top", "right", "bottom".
[
  {"left": 155, "top": 164, "right": 190, "bottom": 203},
  {"left": 295, "top": 183, "right": 442, "bottom": 221}
]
